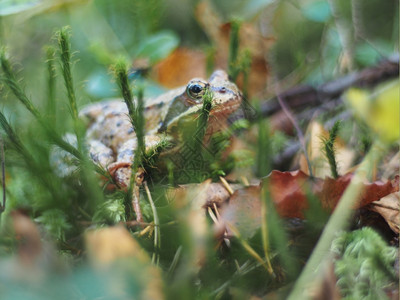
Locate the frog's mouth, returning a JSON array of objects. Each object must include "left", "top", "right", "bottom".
[
  {"left": 160, "top": 90, "right": 242, "bottom": 137},
  {"left": 209, "top": 86, "right": 242, "bottom": 116}
]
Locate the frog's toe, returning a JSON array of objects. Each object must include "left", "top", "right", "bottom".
[{"left": 108, "top": 162, "right": 132, "bottom": 189}]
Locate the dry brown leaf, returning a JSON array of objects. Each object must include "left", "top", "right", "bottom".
[
  {"left": 220, "top": 186, "right": 261, "bottom": 239},
  {"left": 219, "top": 170, "right": 399, "bottom": 238},
  {"left": 10, "top": 210, "right": 42, "bottom": 266},
  {"left": 152, "top": 48, "right": 206, "bottom": 88},
  {"left": 369, "top": 192, "right": 400, "bottom": 233},
  {"left": 85, "top": 225, "right": 150, "bottom": 266},
  {"left": 315, "top": 173, "right": 399, "bottom": 210},
  {"left": 171, "top": 179, "right": 212, "bottom": 270},
  {"left": 171, "top": 181, "right": 240, "bottom": 208},
  {"left": 382, "top": 151, "right": 400, "bottom": 180},
  {"left": 270, "top": 170, "right": 399, "bottom": 217},
  {"left": 85, "top": 226, "right": 164, "bottom": 300}
]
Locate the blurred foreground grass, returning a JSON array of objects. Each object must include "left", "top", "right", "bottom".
[{"left": 0, "top": 0, "right": 398, "bottom": 299}]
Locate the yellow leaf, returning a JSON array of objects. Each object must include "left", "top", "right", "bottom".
[
  {"left": 345, "top": 81, "right": 400, "bottom": 143},
  {"left": 299, "top": 121, "right": 355, "bottom": 177}
]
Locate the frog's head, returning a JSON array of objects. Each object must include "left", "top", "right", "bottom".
[{"left": 159, "top": 70, "right": 242, "bottom": 133}]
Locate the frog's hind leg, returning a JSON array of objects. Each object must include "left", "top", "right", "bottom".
[
  {"left": 108, "top": 136, "right": 162, "bottom": 223},
  {"left": 108, "top": 162, "right": 145, "bottom": 223},
  {"left": 108, "top": 138, "right": 143, "bottom": 222},
  {"left": 132, "top": 169, "right": 145, "bottom": 223}
]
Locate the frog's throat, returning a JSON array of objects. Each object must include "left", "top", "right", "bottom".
[{"left": 157, "top": 94, "right": 196, "bottom": 133}]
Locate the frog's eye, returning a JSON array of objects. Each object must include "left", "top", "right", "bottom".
[{"left": 186, "top": 81, "right": 208, "bottom": 101}]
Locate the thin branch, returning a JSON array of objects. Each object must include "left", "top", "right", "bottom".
[
  {"left": 243, "top": 57, "right": 399, "bottom": 123},
  {"left": 275, "top": 88, "right": 313, "bottom": 177}
]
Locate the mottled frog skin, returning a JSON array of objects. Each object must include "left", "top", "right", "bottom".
[{"left": 80, "top": 70, "right": 242, "bottom": 186}]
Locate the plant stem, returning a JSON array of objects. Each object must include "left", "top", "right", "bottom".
[
  {"left": 114, "top": 59, "right": 135, "bottom": 116},
  {"left": 195, "top": 88, "right": 213, "bottom": 143},
  {"left": 134, "top": 85, "right": 145, "bottom": 171},
  {"left": 57, "top": 27, "right": 79, "bottom": 122},
  {"left": 322, "top": 120, "right": 341, "bottom": 179},
  {"left": 45, "top": 45, "right": 57, "bottom": 123},
  {"left": 276, "top": 91, "right": 313, "bottom": 178},
  {"left": 228, "top": 20, "right": 241, "bottom": 81},
  {"left": 256, "top": 116, "right": 271, "bottom": 177},
  {"left": 287, "top": 141, "right": 386, "bottom": 299},
  {"left": 0, "top": 49, "right": 42, "bottom": 119},
  {"left": 144, "top": 181, "right": 160, "bottom": 265},
  {"left": 0, "top": 49, "right": 82, "bottom": 160}
]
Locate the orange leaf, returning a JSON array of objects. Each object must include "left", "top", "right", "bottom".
[
  {"left": 267, "top": 170, "right": 309, "bottom": 218},
  {"left": 268, "top": 170, "right": 399, "bottom": 218},
  {"left": 369, "top": 192, "right": 400, "bottom": 233},
  {"left": 220, "top": 170, "right": 399, "bottom": 238},
  {"left": 152, "top": 48, "right": 206, "bottom": 88}
]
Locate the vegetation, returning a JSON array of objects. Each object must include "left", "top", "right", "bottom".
[{"left": 0, "top": 0, "right": 398, "bottom": 299}]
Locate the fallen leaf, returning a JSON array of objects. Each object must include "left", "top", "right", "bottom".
[
  {"left": 85, "top": 225, "right": 150, "bottom": 266},
  {"left": 219, "top": 170, "right": 399, "bottom": 238},
  {"left": 170, "top": 182, "right": 240, "bottom": 208},
  {"left": 171, "top": 180, "right": 214, "bottom": 270},
  {"left": 315, "top": 173, "right": 400, "bottom": 210},
  {"left": 10, "top": 210, "right": 42, "bottom": 266},
  {"left": 299, "top": 121, "right": 355, "bottom": 177},
  {"left": 345, "top": 80, "right": 400, "bottom": 143},
  {"left": 270, "top": 170, "right": 399, "bottom": 217},
  {"left": 369, "top": 192, "right": 400, "bottom": 233},
  {"left": 152, "top": 47, "right": 206, "bottom": 88},
  {"left": 85, "top": 226, "right": 164, "bottom": 300},
  {"left": 220, "top": 186, "right": 261, "bottom": 239}
]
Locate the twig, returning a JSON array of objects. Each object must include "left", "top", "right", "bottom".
[
  {"left": 276, "top": 88, "right": 313, "bottom": 177},
  {"left": 242, "top": 57, "right": 399, "bottom": 123}
]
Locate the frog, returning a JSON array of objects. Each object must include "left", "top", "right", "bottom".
[
  {"left": 80, "top": 70, "right": 242, "bottom": 221},
  {"left": 81, "top": 70, "right": 242, "bottom": 182}
]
